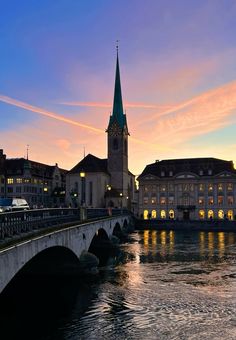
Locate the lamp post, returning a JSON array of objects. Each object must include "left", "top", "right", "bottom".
[
  {"left": 119, "top": 192, "right": 123, "bottom": 214},
  {"left": 80, "top": 171, "right": 86, "bottom": 220}
]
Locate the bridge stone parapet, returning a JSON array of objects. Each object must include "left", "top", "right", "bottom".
[{"left": 0, "top": 214, "right": 131, "bottom": 294}]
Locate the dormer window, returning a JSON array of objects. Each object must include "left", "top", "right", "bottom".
[
  {"left": 169, "top": 171, "right": 173, "bottom": 177},
  {"left": 208, "top": 169, "right": 212, "bottom": 175},
  {"left": 199, "top": 170, "right": 203, "bottom": 176},
  {"left": 161, "top": 171, "right": 165, "bottom": 177}
]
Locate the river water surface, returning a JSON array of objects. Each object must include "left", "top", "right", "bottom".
[{"left": 40, "top": 230, "right": 236, "bottom": 340}]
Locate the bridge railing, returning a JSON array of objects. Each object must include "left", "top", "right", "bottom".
[{"left": 0, "top": 208, "right": 128, "bottom": 240}]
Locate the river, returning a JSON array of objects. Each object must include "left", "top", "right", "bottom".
[{"left": 2, "top": 230, "right": 236, "bottom": 339}]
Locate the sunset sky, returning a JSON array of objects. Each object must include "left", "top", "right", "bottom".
[{"left": 1, "top": 0, "right": 236, "bottom": 176}]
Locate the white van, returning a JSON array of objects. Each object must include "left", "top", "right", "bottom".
[{"left": 0, "top": 198, "right": 30, "bottom": 212}]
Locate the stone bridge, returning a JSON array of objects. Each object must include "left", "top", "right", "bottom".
[{"left": 0, "top": 214, "right": 131, "bottom": 294}]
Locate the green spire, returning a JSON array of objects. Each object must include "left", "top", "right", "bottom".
[
  {"left": 107, "top": 47, "right": 128, "bottom": 131},
  {"left": 112, "top": 50, "right": 124, "bottom": 121}
]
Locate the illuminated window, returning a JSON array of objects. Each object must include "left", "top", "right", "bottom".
[
  {"left": 143, "top": 197, "right": 148, "bottom": 204},
  {"left": 151, "top": 210, "right": 157, "bottom": 218},
  {"left": 143, "top": 210, "right": 149, "bottom": 220},
  {"left": 208, "top": 196, "right": 214, "bottom": 205},
  {"left": 151, "top": 196, "right": 156, "bottom": 204},
  {"left": 144, "top": 186, "right": 148, "bottom": 192},
  {"left": 160, "top": 210, "right": 166, "bottom": 219},
  {"left": 161, "top": 185, "right": 166, "bottom": 192},
  {"left": 227, "top": 210, "right": 233, "bottom": 220},
  {"left": 189, "top": 184, "right": 194, "bottom": 191},
  {"left": 24, "top": 178, "right": 31, "bottom": 183},
  {"left": 7, "top": 178, "right": 13, "bottom": 184},
  {"left": 198, "top": 197, "right": 204, "bottom": 205},
  {"left": 227, "top": 183, "right": 233, "bottom": 191},
  {"left": 208, "top": 210, "right": 214, "bottom": 219},
  {"left": 169, "top": 209, "right": 174, "bottom": 219},
  {"left": 218, "top": 183, "right": 223, "bottom": 191},
  {"left": 160, "top": 197, "right": 166, "bottom": 205},
  {"left": 218, "top": 210, "right": 224, "bottom": 219},
  {"left": 218, "top": 196, "right": 223, "bottom": 205},
  {"left": 16, "top": 178, "right": 22, "bottom": 184},
  {"left": 183, "top": 184, "right": 188, "bottom": 191},
  {"left": 227, "top": 196, "right": 233, "bottom": 205},
  {"left": 208, "top": 183, "right": 213, "bottom": 191},
  {"left": 199, "top": 210, "right": 205, "bottom": 219},
  {"left": 168, "top": 196, "right": 174, "bottom": 205},
  {"left": 199, "top": 183, "right": 204, "bottom": 192}
]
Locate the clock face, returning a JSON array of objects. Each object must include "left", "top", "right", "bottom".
[{"left": 109, "top": 122, "right": 122, "bottom": 136}]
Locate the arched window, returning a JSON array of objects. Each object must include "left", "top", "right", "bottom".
[
  {"left": 169, "top": 209, "right": 174, "bottom": 219},
  {"left": 161, "top": 210, "right": 166, "bottom": 219},
  {"left": 218, "top": 210, "right": 224, "bottom": 219},
  {"left": 227, "top": 210, "right": 233, "bottom": 220},
  {"left": 143, "top": 210, "right": 149, "bottom": 220},
  {"left": 199, "top": 210, "right": 205, "bottom": 219},
  {"left": 113, "top": 138, "right": 118, "bottom": 150},
  {"left": 151, "top": 210, "right": 157, "bottom": 219},
  {"left": 208, "top": 210, "right": 214, "bottom": 219}
]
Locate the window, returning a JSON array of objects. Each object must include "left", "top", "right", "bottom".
[
  {"left": 160, "top": 210, "right": 166, "bottom": 219},
  {"left": 218, "top": 210, "right": 224, "bottom": 219},
  {"left": 208, "top": 196, "right": 214, "bottom": 205},
  {"left": 161, "top": 171, "right": 165, "bottom": 177},
  {"left": 169, "top": 171, "right": 173, "bottom": 177},
  {"left": 227, "top": 196, "right": 233, "bottom": 205},
  {"left": 16, "top": 178, "right": 22, "bottom": 184},
  {"left": 113, "top": 138, "right": 118, "bottom": 150},
  {"left": 7, "top": 187, "right": 13, "bottom": 193},
  {"left": 151, "top": 196, "right": 156, "bottom": 204},
  {"left": 218, "top": 196, "right": 223, "bottom": 205},
  {"left": 16, "top": 187, "right": 21, "bottom": 193},
  {"left": 143, "top": 197, "right": 148, "bottom": 204},
  {"left": 227, "top": 210, "right": 233, "bottom": 220},
  {"left": 161, "top": 185, "right": 166, "bottom": 192},
  {"left": 198, "top": 197, "right": 204, "bottom": 205},
  {"left": 199, "top": 210, "right": 205, "bottom": 219},
  {"left": 189, "top": 184, "right": 194, "bottom": 192},
  {"left": 7, "top": 178, "right": 13, "bottom": 184},
  {"left": 160, "top": 197, "right": 166, "bottom": 205},
  {"left": 168, "top": 196, "right": 174, "bottom": 205},
  {"left": 168, "top": 183, "right": 174, "bottom": 191},
  {"left": 89, "top": 181, "right": 93, "bottom": 206},
  {"left": 144, "top": 186, "right": 148, "bottom": 192},
  {"left": 199, "top": 170, "right": 203, "bottom": 176},
  {"left": 227, "top": 183, "right": 233, "bottom": 191},
  {"left": 143, "top": 210, "right": 149, "bottom": 220},
  {"left": 208, "top": 183, "right": 213, "bottom": 191},
  {"left": 183, "top": 184, "right": 188, "bottom": 191},
  {"left": 169, "top": 210, "right": 174, "bottom": 219},
  {"left": 208, "top": 169, "right": 212, "bottom": 175},
  {"left": 218, "top": 183, "right": 223, "bottom": 191},
  {"left": 151, "top": 210, "right": 157, "bottom": 218},
  {"left": 208, "top": 210, "right": 214, "bottom": 219},
  {"left": 199, "top": 184, "right": 204, "bottom": 192},
  {"left": 178, "top": 184, "right": 182, "bottom": 192}
]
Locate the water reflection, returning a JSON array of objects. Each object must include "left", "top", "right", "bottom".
[{"left": 140, "top": 229, "right": 235, "bottom": 262}]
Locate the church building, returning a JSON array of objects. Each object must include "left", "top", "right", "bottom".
[{"left": 66, "top": 49, "right": 136, "bottom": 210}]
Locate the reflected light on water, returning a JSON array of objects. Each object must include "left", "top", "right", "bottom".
[
  {"left": 208, "top": 232, "right": 214, "bottom": 257},
  {"left": 218, "top": 232, "right": 225, "bottom": 258}
]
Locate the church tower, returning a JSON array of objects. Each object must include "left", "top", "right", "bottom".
[{"left": 107, "top": 47, "right": 129, "bottom": 198}]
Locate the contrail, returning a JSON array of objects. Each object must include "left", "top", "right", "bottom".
[{"left": 0, "top": 94, "right": 170, "bottom": 150}]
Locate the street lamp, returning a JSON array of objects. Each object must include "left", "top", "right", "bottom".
[{"left": 80, "top": 171, "right": 86, "bottom": 207}]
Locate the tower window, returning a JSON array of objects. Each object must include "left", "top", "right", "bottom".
[{"left": 113, "top": 138, "right": 118, "bottom": 150}]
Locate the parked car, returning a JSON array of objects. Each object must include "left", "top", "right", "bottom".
[{"left": 0, "top": 198, "right": 30, "bottom": 213}]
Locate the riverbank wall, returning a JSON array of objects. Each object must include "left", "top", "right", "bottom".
[{"left": 134, "top": 218, "right": 236, "bottom": 232}]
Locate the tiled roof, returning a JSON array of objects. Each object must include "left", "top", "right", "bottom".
[
  {"left": 138, "top": 157, "right": 236, "bottom": 179},
  {"left": 68, "top": 154, "right": 108, "bottom": 174}
]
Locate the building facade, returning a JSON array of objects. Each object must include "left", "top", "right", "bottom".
[
  {"left": 66, "top": 49, "right": 136, "bottom": 210},
  {"left": 0, "top": 153, "right": 67, "bottom": 208},
  {"left": 138, "top": 158, "right": 236, "bottom": 220}
]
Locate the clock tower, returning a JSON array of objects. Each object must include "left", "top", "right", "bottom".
[{"left": 106, "top": 47, "right": 129, "bottom": 199}]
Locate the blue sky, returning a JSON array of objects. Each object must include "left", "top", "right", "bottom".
[{"left": 1, "top": 0, "right": 236, "bottom": 174}]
